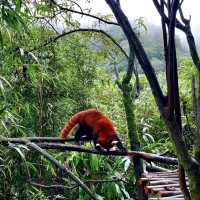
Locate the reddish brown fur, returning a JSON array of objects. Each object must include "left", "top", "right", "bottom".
[{"left": 60, "top": 109, "right": 116, "bottom": 149}]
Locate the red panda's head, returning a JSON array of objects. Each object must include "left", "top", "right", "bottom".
[{"left": 97, "top": 133, "right": 117, "bottom": 150}]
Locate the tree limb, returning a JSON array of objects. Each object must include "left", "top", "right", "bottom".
[
  {"left": 0, "top": 136, "right": 89, "bottom": 143},
  {"left": 30, "top": 181, "right": 76, "bottom": 190},
  {"left": 31, "top": 28, "right": 128, "bottom": 60},
  {"left": 152, "top": 0, "right": 186, "bottom": 32},
  {"left": 0, "top": 139, "right": 178, "bottom": 165},
  {"left": 50, "top": 0, "right": 119, "bottom": 26}
]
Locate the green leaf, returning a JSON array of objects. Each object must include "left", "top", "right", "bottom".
[
  {"left": 0, "top": 75, "right": 12, "bottom": 88},
  {"left": 15, "top": 0, "right": 22, "bottom": 12},
  {"left": 122, "top": 188, "right": 131, "bottom": 199},
  {"left": 9, "top": 143, "right": 25, "bottom": 160},
  {"left": 115, "top": 184, "right": 121, "bottom": 194},
  {"left": 124, "top": 157, "right": 131, "bottom": 172},
  {"left": 0, "top": 106, "right": 6, "bottom": 115}
]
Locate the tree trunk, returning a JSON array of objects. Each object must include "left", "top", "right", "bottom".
[
  {"left": 164, "top": 117, "right": 200, "bottom": 200},
  {"left": 194, "top": 72, "right": 200, "bottom": 161},
  {"left": 122, "top": 84, "right": 148, "bottom": 200}
]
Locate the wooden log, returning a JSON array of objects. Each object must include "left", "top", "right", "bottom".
[
  {"left": 0, "top": 138, "right": 178, "bottom": 164},
  {"left": 33, "top": 143, "right": 179, "bottom": 164},
  {"left": 0, "top": 136, "right": 88, "bottom": 143}
]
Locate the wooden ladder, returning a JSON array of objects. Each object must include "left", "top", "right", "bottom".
[{"left": 139, "top": 171, "right": 188, "bottom": 200}]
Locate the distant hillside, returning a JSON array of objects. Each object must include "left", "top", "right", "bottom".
[{"left": 105, "top": 21, "right": 189, "bottom": 73}]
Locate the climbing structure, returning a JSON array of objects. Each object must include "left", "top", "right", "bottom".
[
  {"left": 1, "top": 137, "right": 186, "bottom": 200},
  {"left": 139, "top": 171, "right": 188, "bottom": 199}
]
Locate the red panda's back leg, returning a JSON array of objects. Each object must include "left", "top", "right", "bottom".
[{"left": 74, "top": 123, "right": 93, "bottom": 144}]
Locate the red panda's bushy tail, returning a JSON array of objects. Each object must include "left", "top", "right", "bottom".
[{"left": 59, "top": 111, "right": 82, "bottom": 139}]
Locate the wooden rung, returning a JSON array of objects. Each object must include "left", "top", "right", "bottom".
[
  {"left": 147, "top": 184, "right": 182, "bottom": 189},
  {"left": 149, "top": 180, "right": 180, "bottom": 185},
  {"left": 157, "top": 190, "right": 182, "bottom": 197}
]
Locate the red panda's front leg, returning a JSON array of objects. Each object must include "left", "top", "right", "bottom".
[
  {"left": 92, "top": 134, "right": 104, "bottom": 151},
  {"left": 112, "top": 134, "right": 127, "bottom": 152}
]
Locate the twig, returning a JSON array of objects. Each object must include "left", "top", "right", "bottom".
[
  {"left": 30, "top": 181, "right": 76, "bottom": 190},
  {"left": 84, "top": 177, "right": 127, "bottom": 184}
]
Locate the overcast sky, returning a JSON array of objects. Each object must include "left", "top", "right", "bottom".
[{"left": 79, "top": 0, "right": 200, "bottom": 41}]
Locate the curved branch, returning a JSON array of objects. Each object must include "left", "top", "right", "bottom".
[
  {"left": 69, "top": 0, "right": 84, "bottom": 13},
  {"left": 179, "top": 7, "right": 200, "bottom": 71},
  {"left": 50, "top": 0, "right": 119, "bottom": 26},
  {"left": 32, "top": 28, "right": 128, "bottom": 59}
]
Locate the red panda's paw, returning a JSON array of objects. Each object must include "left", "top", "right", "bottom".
[{"left": 95, "top": 143, "right": 104, "bottom": 151}]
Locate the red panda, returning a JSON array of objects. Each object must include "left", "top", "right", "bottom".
[{"left": 60, "top": 108, "right": 125, "bottom": 151}]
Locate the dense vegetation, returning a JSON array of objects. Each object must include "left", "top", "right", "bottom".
[{"left": 0, "top": 0, "right": 199, "bottom": 199}]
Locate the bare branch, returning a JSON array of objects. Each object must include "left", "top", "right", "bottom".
[
  {"left": 84, "top": 177, "right": 127, "bottom": 184},
  {"left": 42, "top": 18, "right": 60, "bottom": 34},
  {"left": 152, "top": 0, "right": 186, "bottom": 32},
  {"left": 37, "top": 143, "right": 178, "bottom": 164},
  {"left": 50, "top": 0, "right": 119, "bottom": 26},
  {"left": 70, "top": 0, "right": 84, "bottom": 13},
  {"left": 179, "top": 7, "right": 190, "bottom": 24},
  {"left": 0, "top": 136, "right": 89, "bottom": 144},
  {"left": 30, "top": 181, "right": 76, "bottom": 190},
  {"left": 0, "top": 138, "right": 178, "bottom": 164},
  {"left": 178, "top": 7, "right": 200, "bottom": 70},
  {"left": 179, "top": 0, "right": 185, "bottom": 8}
]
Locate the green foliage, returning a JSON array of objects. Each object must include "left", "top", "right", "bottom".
[{"left": 0, "top": 1, "right": 197, "bottom": 199}]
